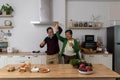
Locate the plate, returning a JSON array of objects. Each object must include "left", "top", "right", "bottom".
[
  {"left": 78, "top": 70, "right": 93, "bottom": 75},
  {"left": 40, "top": 68, "right": 50, "bottom": 73}
]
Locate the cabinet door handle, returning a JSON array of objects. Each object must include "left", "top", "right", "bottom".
[
  {"left": 28, "top": 57, "right": 30, "bottom": 59},
  {"left": 33, "top": 56, "right": 38, "bottom": 57},
  {"left": 20, "top": 61, "right": 25, "bottom": 63},
  {"left": 103, "top": 54, "right": 108, "bottom": 57},
  {"left": 89, "top": 55, "right": 94, "bottom": 57},
  {"left": 8, "top": 56, "right": 13, "bottom": 57},
  {"left": 116, "top": 43, "right": 120, "bottom": 45},
  {"left": 20, "top": 56, "right": 25, "bottom": 57}
]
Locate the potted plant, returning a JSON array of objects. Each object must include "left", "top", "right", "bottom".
[
  {"left": 69, "top": 59, "right": 80, "bottom": 68},
  {"left": 1, "top": 4, "right": 14, "bottom": 15}
]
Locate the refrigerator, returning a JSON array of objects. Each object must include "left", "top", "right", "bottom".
[{"left": 107, "top": 25, "right": 120, "bottom": 78}]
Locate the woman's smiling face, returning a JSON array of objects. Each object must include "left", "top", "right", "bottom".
[{"left": 65, "top": 32, "right": 72, "bottom": 40}]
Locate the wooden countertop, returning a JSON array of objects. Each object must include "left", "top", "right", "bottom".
[
  {"left": 0, "top": 52, "right": 46, "bottom": 56},
  {"left": 0, "top": 64, "right": 119, "bottom": 79},
  {"left": 0, "top": 52, "right": 112, "bottom": 56},
  {"left": 83, "top": 53, "right": 112, "bottom": 55}
]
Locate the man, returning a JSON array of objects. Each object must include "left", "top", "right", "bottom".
[{"left": 40, "top": 22, "right": 62, "bottom": 64}]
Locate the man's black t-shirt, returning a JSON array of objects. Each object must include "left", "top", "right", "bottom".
[{"left": 40, "top": 27, "right": 62, "bottom": 55}]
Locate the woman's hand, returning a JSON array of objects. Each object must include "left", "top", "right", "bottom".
[
  {"left": 53, "top": 21, "right": 59, "bottom": 31},
  {"left": 69, "top": 42, "right": 74, "bottom": 47}
]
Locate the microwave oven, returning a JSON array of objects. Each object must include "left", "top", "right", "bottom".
[{"left": 85, "top": 35, "right": 94, "bottom": 42}]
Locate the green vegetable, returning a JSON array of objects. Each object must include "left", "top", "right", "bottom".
[
  {"left": 69, "top": 59, "right": 80, "bottom": 66},
  {"left": 87, "top": 63, "right": 92, "bottom": 67},
  {"left": 70, "top": 59, "right": 93, "bottom": 69}
]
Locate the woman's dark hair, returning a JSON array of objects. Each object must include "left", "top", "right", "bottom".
[
  {"left": 47, "top": 27, "right": 53, "bottom": 32},
  {"left": 65, "top": 29, "right": 73, "bottom": 35}
]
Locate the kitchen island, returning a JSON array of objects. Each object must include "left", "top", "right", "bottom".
[{"left": 0, "top": 64, "right": 119, "bottom": 80}]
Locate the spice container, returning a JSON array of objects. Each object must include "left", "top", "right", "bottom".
[
  {"left": 74, "top": 22, "right": 79, "bottom": 27},
  {"left": 79, "top": 22, "right": 83, "bottom": 27},
  {"left": 84, "top": 22, "right": 88, "bottom": 27}
]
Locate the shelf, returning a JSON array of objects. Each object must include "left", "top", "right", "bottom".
[
  {"left": 0, "top": 15, "right": 13, "bottom": 17},
  {"left": 69, "top": 27, "right": 102, "bottom": 29},
  {"left": 0, "top": 26, "right": 14, "bottom": 29}
]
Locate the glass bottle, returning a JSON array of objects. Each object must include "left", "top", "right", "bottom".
[{"left": 69, "top": 19, "right": 74, "bottom": 28}]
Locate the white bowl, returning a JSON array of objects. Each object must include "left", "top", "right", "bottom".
[
  {"left": 78, "top": 70, "right": 94, "bottom": 75},
  {"left": 31, "top": 68, "right": 39, "bottom": 72}
]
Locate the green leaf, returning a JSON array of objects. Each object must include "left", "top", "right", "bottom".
[
  {"left": 1, "top": 3, "right": 14, "bottom": 14},
  {"left": 69, "top": 59, "right": 80, "bottom": 66}
]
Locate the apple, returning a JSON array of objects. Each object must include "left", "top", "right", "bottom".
[
  {"left": 79, "top": 64, "right": 87, "bottom": 71},
  {"left": 79, "top": 64, "right": 85, "bottom": 68},
  {"left": 86, "top": 66, "right": 92, "bottom": 72},
  {"left": 79, "top": 67, "right": 87, "bottom": 71}
]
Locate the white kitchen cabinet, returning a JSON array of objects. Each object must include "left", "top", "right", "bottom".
[
  {"left": 6, "top": 56, "right": 17, "bottom": 64},
  {"left": 0, "top": 56, "right": 6, "bottom": 68},
  {"left": 41, "top": 55, "right": 46, "bottom": 64},
  {"left": 31, "top": 56, "right": 41, "bottom": 64},
  {"left": 83, "top": 54, "right": 112, "bottom": 69},
  {"left": 0, "top": 54, "right": 46, "bottom": 68},
  {"left": 6, "top": 56, "right": 31, "bottom": 64},
  {"left": 100, "top": 54, "right": 112, "bottom": 69},
  {"left": 83, "top": 54, "right": 99, "bottom": 64},
  {"left": 17, "top": 56, "right": 31, "bottom": 64},
  {"left": 6, "top": 55, "right": 46, "bottom": 64}
]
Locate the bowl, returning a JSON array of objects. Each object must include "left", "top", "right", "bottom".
[
  {"left": 31, "top": 68, "right": 39, "bottom": 72},
  {"left": 78, "top": 70, "right": 94, "bottom": 75}
]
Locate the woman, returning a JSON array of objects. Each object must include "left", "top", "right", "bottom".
[{"left": 55, "top": 25, "right": 80, "bottom": 64}]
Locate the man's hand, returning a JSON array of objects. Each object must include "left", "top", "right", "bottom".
[{"left": 40, "top": 41, "right": 45, "bottom": 47}]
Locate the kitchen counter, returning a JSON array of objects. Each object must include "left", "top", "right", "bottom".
[
  {"left": 82, "top": 51, "right": 112, "bottom": 54},
  {"left": 0, "top": 52, "right": 46, "bottom": 56},
  {"left": 0, "top": 52, "right": 112, "bottom": 56},
  {"left": 0, "top": 53, "right": 47, "bottom": 68},
  {"left": 0, "top": 64, "right": 119, "bottom": 80}
]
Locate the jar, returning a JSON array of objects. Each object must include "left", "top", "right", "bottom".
[
  {"left": 88, "top": 22, "right": 93, "bottom": 27},
  {"left": 84, "top": 22, "right": 88, "bottom": 27},
  {"left": 79, "top": 22, "right": 83, "bottom": 27}
]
